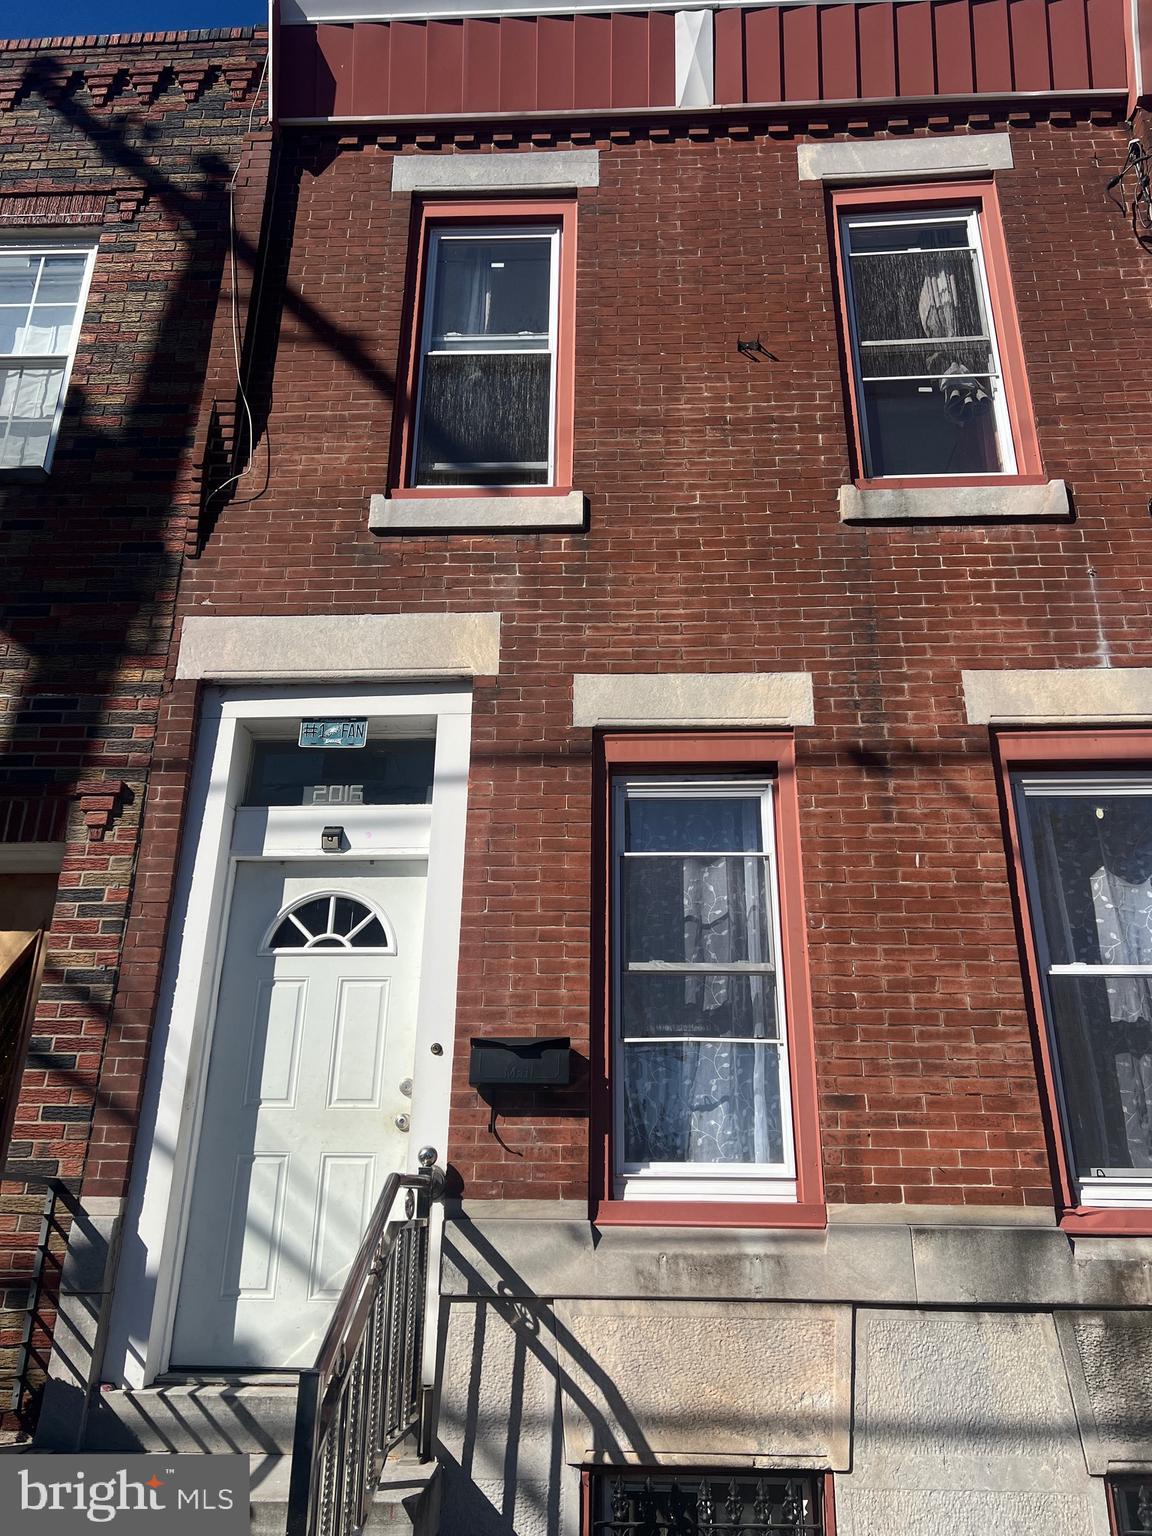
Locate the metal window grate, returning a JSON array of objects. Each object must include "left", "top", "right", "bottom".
[
  {"left": 1113, "top": 1480, "right": 1152, "bottom": 1535},
  {"left": 593, "top": 1474, "right": 824, "bottom": 1536}
]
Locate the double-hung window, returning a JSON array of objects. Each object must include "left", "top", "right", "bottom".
[
  {"left": 407, "top": 208, "right": 573, "bottom": 490},
  {"left": 833, "top": 186, "right": 1041, "bottom": 485},
  {"left": 612, "top": 777, "right": 796, "bottom": 1202},
  {"left": 0, "top": 243, "right": 95, "bottom": 472},
  {"left": 1014, "top": 774, "right": 1152, "bottom": 1210}
]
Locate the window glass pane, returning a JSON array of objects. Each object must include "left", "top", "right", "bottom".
[
  {"left": 332, "top": 896, "right": 368, "bottom": 936},
  {"left": 0, "top": 255, "right": 39, "bottom": 307},
  {"left": 623, "top": 855, "right": 772, "bottom": 966},
  {"left": 849, "top": 242, "right": 988, "bottom": 343},
  {"left": 861, "top": 376, "right": 1003, "bottom": 475},
  {"left": 35, "top": 255, "right": 86, "bottom": 305},
  {"left": 858, "top": 340, "right": 996, "bottom": 380},
  {"left": 23, "top": 306, "right": 74, "bottom": 355},
  {"left": 621, "top": 972, "right": 779, "bottom": 1040},
  {"left": 430, "top": 236, "right": 551, "bottom": 341},
  {"left": 350, "top": 916, "right": 387, "bottom": 949},
  {"left": 416, "top": 352, "right": 549, "bottom": 486},
  {"left": 269, "top": 916, "right": 307, "bottom": 949},
  {"left": 1046, "top": 975, "right": 1152, "bottom": 1175},
  {"left": 622, "top": 1041, "right": 783, "bottom": 1164},
  {"left": 0, "top": 365, "right": 64, "bottom": 469},
  {"left": 849, "top": 219, "right": 969, "bottom": 254},
  {"left": 1023, "top": 794, "right": 1152, "bottom": 966},
  {"left": 625, "top": 796, "right": 763, "bottom": 853},
  {"left": 245, "top": 738, "right": 435, "bottom": 807}
]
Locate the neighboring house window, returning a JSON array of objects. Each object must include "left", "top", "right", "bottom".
[
  {"left": 832, "top": 185, "right": 1040, "bottom": 483},
  {"left": 1013, "top": 771, "right": 1152, "bottom": 1211},
  {"left": 0, "top": 243, "right": 95, "bottom": 471},
  {"left": 596, "top": 734, "right": 823, "bottom": 1223},
  {"left": 402, "top": 201, "right": 575, "bottom": 492},
  {"left": 589, "top": 1472, "right": 828, "bottom": 1536},
  {"left": 1110, "top": 1478, "right": 1152, "bottom": 1535}
]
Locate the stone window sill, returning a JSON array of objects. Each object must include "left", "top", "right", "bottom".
[
  {"left": 839, "top": 479, "right": 1070, "bottom": 523},
  {"left": 369, "top": 490, "right": 586, "bottom": 533}
]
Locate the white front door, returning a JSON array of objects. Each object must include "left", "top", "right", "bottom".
[{"left": 170, "top": 857, "right": 426, "bottom": 1370}]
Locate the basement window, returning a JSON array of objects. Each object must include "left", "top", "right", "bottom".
[
  {"left": 1110, "top": 1478, "right": 1152, "bottom": 1535},
  {"left": 590, "top": 1472, "right": 828, "bottom": 1536}
]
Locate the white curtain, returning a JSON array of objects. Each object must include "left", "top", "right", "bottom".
[
  {"left": 1038, "top": 801, "right": 1152, "bottom": 1169},
  {"left": 623, "top": 852, "right": 781, "bottom": 1166}
]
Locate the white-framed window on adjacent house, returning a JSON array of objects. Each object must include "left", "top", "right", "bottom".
[
  {"left": 410, "top": 221, "right": 561, "bottom": 488},
  {"left": 838, "top": 203, "right": 1019, "bottom": 479},
  {"left": 611, "top": 776, "right": 797, "bottom": 1201},
  {"left": 1015, "top": 774, "right": 1152, "bottom": 1209},
  {"left": 0, "top": 242, "right": 96, "bottom": 472}
]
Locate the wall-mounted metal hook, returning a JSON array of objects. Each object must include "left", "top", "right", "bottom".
[{"left": 736, "top": 335, "right": 778, "bottom": 362}]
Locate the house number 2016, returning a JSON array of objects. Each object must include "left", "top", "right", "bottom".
[{"left": 309, "top": 785, "right": 365, "bottom": 804}]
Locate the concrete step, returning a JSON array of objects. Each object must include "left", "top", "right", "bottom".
[
  {"left": 250, "top": 1453, "right": 439, "bottom": 1536},
  {"left": 84, "top": 1381, "right": 301, "bottom": 1454}
]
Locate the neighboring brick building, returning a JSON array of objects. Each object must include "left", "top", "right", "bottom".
[
  {"left": 17, "top": 1, "right": 1152, "bottom": 1534},
  {"left": 0, "top": 26, "right": 266, "bottom": 1428}
]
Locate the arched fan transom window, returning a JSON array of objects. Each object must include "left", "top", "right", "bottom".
[{"left": 266, "top": 894, "right": 394, "bottom": 953}]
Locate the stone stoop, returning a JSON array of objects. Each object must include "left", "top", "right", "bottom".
[
  {"left": 83, "top": 1382, "right": 301, "bottom": 1454},
  {"left": 74, "top": 1384, "right": 439, "bottom": 1536},
  {"left": 250, "top": 1456, "right": 440, "bottom": 1536}
]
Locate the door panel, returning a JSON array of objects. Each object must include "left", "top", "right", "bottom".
[{"left": 170, "top": 858, "right": 426, "bottom": 1369}]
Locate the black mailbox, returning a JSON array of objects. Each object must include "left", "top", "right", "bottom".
[{"left": 469, "top": 1036, "right": 572, "bottom": 1089}]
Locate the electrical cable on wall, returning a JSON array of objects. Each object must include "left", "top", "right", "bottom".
[
  {"left": 1107, "top": 137, "right": 1152, "bottom": 251},
  {"left": 204, "top": 53, "right": 272, "bottom": 517}
]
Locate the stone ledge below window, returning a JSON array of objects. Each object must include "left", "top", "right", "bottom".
[
  {"left": 838, "top": 479, "right": 1070, "bottom": 523},
  {"left": 369, "top": 490, "right": 586, "bottom": 533}
]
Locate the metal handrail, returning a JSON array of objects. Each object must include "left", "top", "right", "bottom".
[
  {"left": 0, "top": 1167, "right": 81, "bottom": 1415},
  {"left": 286, "top": 1148, "right": 445, "bottom": 1536}
]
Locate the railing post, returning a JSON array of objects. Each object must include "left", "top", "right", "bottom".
[
  {"left": 285, "top": 1158, "right": 444, "bottom": 1536},
  {"left": 286, "top": 1368, "right": 322, "bottom": 1536}
]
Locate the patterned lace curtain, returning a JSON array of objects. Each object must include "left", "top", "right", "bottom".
[
  {"left": 1036, "top": 799, "right": 1152, "bottom": 1170},
  {"left": 623, "top": 801, "right": 780, "bottom": 1165}
]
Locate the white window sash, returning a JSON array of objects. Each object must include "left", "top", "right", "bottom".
[
  {"left": 1015, "top": 775, "right": 1152, "bottom": 1204},
  {"left": 840, "top": 207, "right": 1017, "bottom": 479},
  {"left": 611, "top": 776, "right": 797, "bottom": 1199},
  {"left": 411, "top": 223, "right": 559, "bottom": 489},
  {"left": 0, "top": 242, "right": 96, "bottom": 472}
]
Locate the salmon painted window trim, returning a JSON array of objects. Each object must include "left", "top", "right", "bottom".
[
  {"left": 996, "top": 730, "right": 1152, "bottom": 1236},
  {"left": 830, "top": 181, "right": 1043, "bottom": 489},
  {"left": 394, "top": 198, "right": 577, "bottom": 499},
  {"left": 590, "top": 733, "right": 825, "bottom": 1230}
]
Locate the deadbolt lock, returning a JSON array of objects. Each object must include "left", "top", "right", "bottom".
[
  {"left": 399, "top": 1078, "right": 413, "bottom": 1098},
  {"left": 394, "top": 1113, "right": 410, "bottom": 1132}
]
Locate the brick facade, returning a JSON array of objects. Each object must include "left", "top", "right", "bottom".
[
  {"left": 0, "top": 26, "right": 265, "bottom": 1428},
  {"left": 98, "top": 101, "right": 1151, "bottom": 1222}
]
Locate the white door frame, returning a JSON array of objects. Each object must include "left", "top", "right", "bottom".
[{"left": 103, "top": 683, "right": 473, "bottom": 1388}]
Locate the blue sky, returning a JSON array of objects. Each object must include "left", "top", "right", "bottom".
[{"left": 1, "top": 0, "right": 266, "bottom": 39}]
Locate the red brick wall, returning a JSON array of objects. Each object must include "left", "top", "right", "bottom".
[
  {"left": 119, "top": 104, "right": 1152, "bottom": 1220},
  {"left": 0, "top": 27, "right": 265, "bottom": 1426}
]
